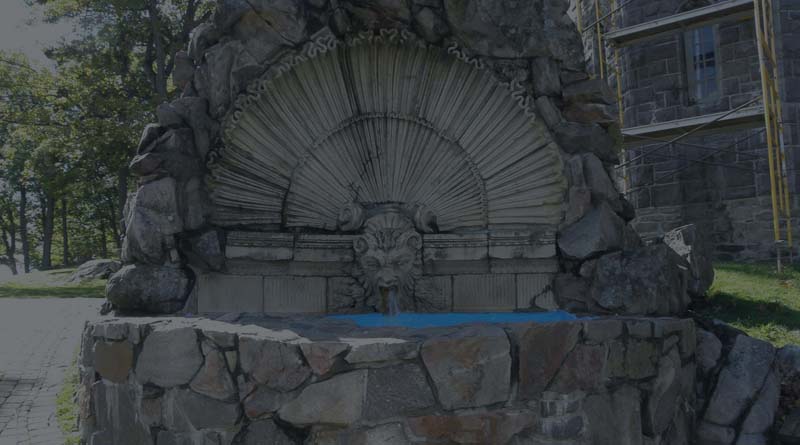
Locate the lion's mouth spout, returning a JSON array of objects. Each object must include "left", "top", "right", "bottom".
[{"left": 379, "top": 286, "right": 401, "bottom": 317}]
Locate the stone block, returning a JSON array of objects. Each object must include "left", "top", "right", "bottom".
[
  {"left": 239, "top": 333, "right": 311, "bottom": 392},
  {"left": 364, "top": 364, "right": 435, "bottom": 420},
  {"left": 299, "top": 342, "right": 349, "bottom": 376},
  {"left": 516, "top": 322, "right": 582, "bottom": 398},
  {"left": 238, "top": 420, "right": 294, "bottom": 445},
  {"left": 136, "top": 327, "right": 203, "bottom": 387},
  {"left": 583, "top": 319, "right": 624, "bottom": 343},
  {"left": 278, "top": 370, "right": 367, "bottom": 427},
  {"left": 93, "top": 341, "right": 134, "bottom": 384},
  {"left": 453, "top": 274, "right": 516, "bottom": 311},
  {"left": 423, "top": 234, "right": 488, "bottom": 274},
  {"left": 549, "top": 344, "right": 608, "bottom": 392},
  {"left": 294, "top": 234, "right": 354, "bottom": 262},
  {"left": 225, "top": 232, "right": 294, "bottom": 261},
  {"left": 407, "top": 411, "right": 536, "bottom": 444},
  {"left": 421, "top": 326, "right": 511, "bottom": 409},
  {"left": 584, "top": 386, "right": 643, "bottom": 445},
  {"left": 172, "top": 389, "right": 240, "bottom": 430},
  {"left": 488, "top": 231, "right": 556, "bottom": 259},
  {"left": 106, "top": 264, "right": 191, "bottom": 314},
  {"left": 343, "top": 337, "right": 419, "bottom": 365},
  {"left": 327, "top": 276, "right": 366, "bottom": 313},
  {"left": 558, "top": 202, "right": 625, "bottom": 260},
  {"left": 414, "top": 276, "right": 453, "bottom": 311},
  {"left": 190, "top": 343, "right": 236, "bottom": 401},
  {"left": 516, "top": 274, "right": 555, "bottom": 310},
  {"left": 263, "top": 276, "right": 326, "bottom": 313},
  {"left": 490, "top": 258, "right": 559, "bottom": 274},
  {"left": 197, "top": 273, "right": 263, "bottom": 313}
]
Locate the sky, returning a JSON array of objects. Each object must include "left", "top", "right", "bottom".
[{"left": 0, "top": 0, "right": 75, "bottom": 67}]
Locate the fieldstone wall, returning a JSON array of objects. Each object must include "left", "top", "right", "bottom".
[
  {"left": 571, "top": 0, "right": 800, "bottom": 260},
  {"left": 78, "top": 316, "right": 697, "bottom": 445},
  {"left": 107, "top": 0, "right": 695, "bottom": 317}
]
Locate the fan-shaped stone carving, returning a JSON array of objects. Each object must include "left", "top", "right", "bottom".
[{"left": 212, "top": 31, "right": 566, "bottom": 233}]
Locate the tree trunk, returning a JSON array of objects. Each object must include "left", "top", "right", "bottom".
[
  {"left": 148, "top": 0, "right": 168, "bottom": 101},
  {"left": 61, "top": 197, "right": 69, "bottom": 266},
  {"left": 41, "top": 195, "right": 55, "bottom": 270},
  {"left": 19, "top": 183, "right": 29, "bottom": 273},
  {"left": 99, "top": 219, "right": 108, "bottom": 258},
  {"left": 117, "top": 166, "right": 129, "bottom": 247}
]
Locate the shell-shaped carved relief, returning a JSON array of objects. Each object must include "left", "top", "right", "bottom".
[{"left": 212, "top": 34, "right": 566, "bottom": 232}]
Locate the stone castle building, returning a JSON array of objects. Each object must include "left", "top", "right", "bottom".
[{"left": 574, "top": 0, "right": 800, "bottom": 260}]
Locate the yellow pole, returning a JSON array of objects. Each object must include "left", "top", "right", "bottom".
[
  {"left": 753, "top": 0, "right": 783, "bottom": 269},
  {"left": 595, "top": 0, "right": 605, "bottom": 78},
  {"left": 576, "top": 0, "right": 583, "bottom": 34}
]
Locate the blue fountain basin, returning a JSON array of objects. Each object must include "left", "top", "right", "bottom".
[{"left": 328, "top": 311, "right": 577, "bottom": 329}]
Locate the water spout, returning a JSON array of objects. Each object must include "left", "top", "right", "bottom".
[{"left": 379, "top": 287, "right": 401, "bottom": 317}]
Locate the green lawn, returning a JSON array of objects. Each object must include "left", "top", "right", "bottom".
[
  {"left": 698, "top": 262, "right": 800, "bottom": 347},
  {"left": 0, "top": 268, "right": 105, "bottom": 299},
  {"left": 56, "top": 355, "right": 81, "bottom": 445}
]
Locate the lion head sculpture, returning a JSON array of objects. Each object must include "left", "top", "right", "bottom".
[{"left": 350, "top": 209, "right": 423, "bottom": 314}]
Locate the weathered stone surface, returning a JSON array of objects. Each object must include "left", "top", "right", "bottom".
[
  {"left": 552, "top": 273, "right": 593, "bottom": 312},
  {"left": 69, "top": 259, "right": 121, "bottom": 282},
  {"left": 584, "top": 386, "right": 642, "bottom": 445},
  {"left": 697, "top": 329, "right": 723, "bottom": 375},
  {"left": 554, "top": 121, "right": 619, "bottom": 163},
  {"left": 740, "top": 371, "right": 779, "bottom": 434},
  {"left": 239, "top": 334, "right": 311, "bottom": 391},
  {"left": 238, "top": 419, "right": 294, "bottom": 445},
  {"left": 421, "top": 326, "right": 511, "bottom": 409},
  {"left": 345, "top": 0, "right": 411, "bottom": 27},
  {"left": 549, "top": 344, "right": 607, "bottom": 392},
  {"left": 365, "top": 364, "right": 435, "bottom": 420},
  {"left": 704, "top": 334, "right": 776, "bottom": 426},
  {"left": 92, "top": 381, "right": 153, "bottom": 445},
  {"left": 414, "top": 7, "right": 448, "bottom": 43},
  {"left": 695, "top": 421, "right": 735, "bottom": 445},
  {"left": 190, "top": 343, "right": 237, "bottom": 401},
  {"left": 169, "top": 97, "right": 216, "bottom": 160},
  {"left": 644, "top": 349, "right": 680, "bottom": 436},
  {"left": 664, "top": 224, "right": 715, "bottom": 298},
  {"left": 278, "top": 370, "right": 367, "bottom": 426},
  {"left": 343, "top": 337, "right": 418, "bottom": 364},
  {"left": 581, "top": 153, "right": 621, "bottom": 211},
  {"left": 778, "top": 408, "right": 800, "bottom": 445},
  {"left": 590, "top": 244, "right": 689, "bottom": 315},
  {"left": 583, "top": 319, "right": 623, "bottom": 343},
  {"left": 93, "top": 341, "right": 134, "bottom": 383},
  {"left": 516, "top": 322, "right": 582, "bottom": 398},
  {"left": 625, "top": 340, "right": 658, "bottom": 379},
  {"left": 310, "top": 423, "right": 410, "bottom": 445},
  {"left": 122, "top": 177, "right": 183, "bottom": 264},
  {"left": 299, "top": 341, "right": 349, "bottom": 375},
  {"left": 559, "top": 202, "right": 625, "bottom": 260},
  {"left": 407, "top": 411, "right": 537, "bottom": 445},
  {"left": 777, "top": 344, "right": 800, "bottom": 378},
  {"left": 562, "top": 79, "right": 615, "bottom": 105},
  {"left": 531, "top": 57, "right": 561, "bottom": 96},
  {"left": 183, "top": 230, "right": 224, "bottom": 271},
  {"left": 173, "top": 389, "right": 241, "bottom": 430},
  {"left": 106, "top": 264, "right": 191, "bottom": 314},
  {"left": 136, "top": 327, "right": 203, "bottom": 387},
  {"left": 243, "top": 385, "right": 296, "bottom": 419}
]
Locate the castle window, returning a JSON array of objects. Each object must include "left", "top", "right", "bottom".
[{"left": 684, "top": 25, "right": 720, "bottom": 102}]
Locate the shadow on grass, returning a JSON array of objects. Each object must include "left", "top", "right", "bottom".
[
  {"left": 715, "top": 262, "right": 800, "bottom": 281},
  {"left": 0, "top": 284, "right": 105, "bottom": 299},
  {"left": 697, "top": 290, "right": 800, "bottom": 333}
]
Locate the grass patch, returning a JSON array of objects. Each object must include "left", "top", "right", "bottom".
[
  {"left": 0, "top": 268, "right": 105, "bottom": 299},
  {"left": 56, "top": 355, "right": 81, "bottom": 445},
  {"left": 697, "top": 262, "right": 800, "bottom": 347}
]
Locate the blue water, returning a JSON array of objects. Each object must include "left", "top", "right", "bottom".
[{"left": 329, "top": 311, "right": 577, "bottom": 328}]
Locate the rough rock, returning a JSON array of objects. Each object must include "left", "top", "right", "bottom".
[
  {"left": 93, "top": 341, "right": 134, "bottom": 384},
  {"left": 106, "top": 264, "right": 191, "bottom": 314},
  {"left": 663, "top": 224, "right": 715, "bottom": 298},
  {"left": 704, "top": 334, "right": 776, "bottom": 426},
  {"left": 515, "top": 322, "right": 582, "bottom": 398},
  {"left": 122, "top": 177, "right": 183, "bottom": 264},
  {"left": 173, "top": 389, "right": 241, "bottom": 429},
  {"left": 237, "top": 419, "right": 294, "bottom": 445},
  {"left": 190, "top": 343, "right": 237, "bottom": 400},
  {"left": 549, "top": 344, "right": 607, "bottom": 392},
  {"left": 590, "top": 244, "right": 689, "bottom": 315},
  {"left": 365, "top": 364, "right": 435, "bottom": 420},
  {"left": 777, "top": 344, "right": 800, "bottom": 378},
  {"left": 169, "top": 97, "right": 217, "bottom": 160},
  {"left": 584, "top": 386, "right": 643, "bottom": 445},
  {"left": 183, "top": 230, "right": 224, "bottom": 271},
  {"left": 414, "top": 7, "right": 448, "bottom": 43},
  {"left": 531, "top": 57, "right": 561, "bottom": 96},
  {"left": 644, "top": 349, "right": 681, "bottom": 436},
  {"left": 299, "top": 341, "right": 349, "bottom": 375},
  {"left": 69, "top": 259, "right": 121, "bottom": 282},
  {"left": 421, "top": 326, "right": 511, "bottom": 409},
  {"left": 278, "top": 370, "right": 367, "bottom": 426},
  {"left": 697, "top": 329, "right": 723, "bottom": 375},
  {"left": 343, "top": 337, "right": 418, "bottom": 364},
  {"left": 558, "top": 202, "right": 625, "bottom": 260},
  {"left": 562, "top": 79, "right": 615, "bottom": 105},
  {"left": 243, "top": 385, "right": 296, "bottom": 419},
  {"left": 407, "top": 411, "right": 536, "bottom": 445},
  {"left": 581, "top": 153, "right": 621, "bottom": 212},
  {"left": 740, "top": 371, "right": 779, "bottom": 435},
  {"left": 239, "top": 334, "right": 311, "bottom": 391},
  {"left": 311, "top": 423, "right": 410, "bottom": 445},
  {"left": 553, "top": 121, "right": 619, "bottom": 163},
  {"left": 172, "top": 50, "right": 194, "bottom": 90},
  {"left": 136, "top": 327, "right": 203, "bottom": 387},
  {"left": 91, "top": 381, "right": 153, "bottom": 445},
  {"left": 345, "top": 0, "right": 411, "bottom": 28}
]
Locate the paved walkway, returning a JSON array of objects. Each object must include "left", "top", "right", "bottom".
[{"left": 0, "top": 298, "right": 102, "bottom": 445}]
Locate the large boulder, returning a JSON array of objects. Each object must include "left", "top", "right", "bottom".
[
  {"left": 121, "top": 178, "right": 183, "bottom": 264},
  {"left": 69, "top": 259, "right": 121, "bottom": 282},
  {"left": 663, "top": 224, "right": 715, "bottom": 298},
  {"left": 105, "top": 264, "right": 192, "bottom": 314},
  {"left": 558, "top": 202, "right": 625, "bottom": 260},
  {"left": 589, "top": 244, "right": 689, "bottom": 315}
]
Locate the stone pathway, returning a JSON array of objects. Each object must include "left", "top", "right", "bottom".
[{"left": 0, "top": 298, "right": 102, "bottom": 445}]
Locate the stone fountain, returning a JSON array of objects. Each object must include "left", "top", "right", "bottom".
[{"left": 80, "top": 1, "right": 720, "bottom": 444}]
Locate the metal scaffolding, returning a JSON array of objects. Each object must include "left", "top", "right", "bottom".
[{"left": 574, "top": 0, "right": 793, "bottom": 269}]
